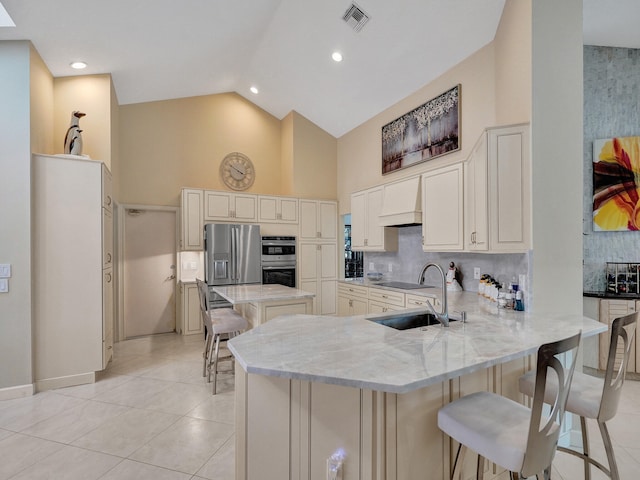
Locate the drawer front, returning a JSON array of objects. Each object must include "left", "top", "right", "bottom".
[
  {"left": 368, "top": 288, "right": 405, "bottom": 307},
  {"left": 338, "top": 283, "right": 368, "bottom": 299},
  {"left": 368, "top": 300, "right": 405, "bottom": 314},
  {"left": 406, "top": 294, "right": 440, "bottom": 309}
]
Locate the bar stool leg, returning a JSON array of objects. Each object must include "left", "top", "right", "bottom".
[
  {"left": 212, "top": 333, "right": 221, "bottom": 395},
  {"left": 202, "top": 330, "right": 211, "bottom": 377},
  {"left": 450, "top": 444, "right": 466, "bottom": 480},
  {"left": 599, "top": 421, "right": 620, "bottom": 480},
  {"left": 580, "top": 416, "right": 591, "bottom": 480}
]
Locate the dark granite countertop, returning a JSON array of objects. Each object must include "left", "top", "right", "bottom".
[{"left": 584, "top": 290, "right": 640, "bottom": 300}]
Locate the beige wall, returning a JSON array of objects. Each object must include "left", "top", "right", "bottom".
[
  {"left": 337, "top": 43, "right": 498, "bottom": 215},
  {"left": 110, "top": 80, "right": 120, "bottom": 200},
  {"left": 118, "top": 93, "right": 283, "bottom": 207},
  {"left": 530, "top": 0, "right": 583, "bottom": 314},
  {"left": 0, "top": 42, "right": 35, "bottom": 391},
  {"left": 30, "top": 45, "right": 54, "bottom": 154},
  {"left": 494, "top": 0, "right": 532, "bottom": 125},
  {"left": 290, "top": 111, "right": 337, "bottom": 200},
  {"left": 54, "top": 75, "right": 113, "bottom": 168},
  {"left": 281, "top": 112, "right": 294, "bottom": 194}
]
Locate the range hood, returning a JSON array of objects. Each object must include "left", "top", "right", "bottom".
[{"left": 378, "top": 176, "right": 422, "bottom": 226}]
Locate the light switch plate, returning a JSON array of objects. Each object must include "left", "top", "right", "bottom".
[
  {"left": 0, "top": 278, "right": 8, "bottom": 293},
  {"left": 0, "top": 264, "right": 10, "bottom": 278}
]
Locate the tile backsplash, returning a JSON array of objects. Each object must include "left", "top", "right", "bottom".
[{"left": 363, "top": 226, "right": 529, "bottom": 293}]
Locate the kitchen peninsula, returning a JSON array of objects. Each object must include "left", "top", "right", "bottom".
[
  {"left": 229, "top": 292, "right": 606, "bottom": 480},
  {"left": 212, "top": 284, "right": 315, "bottom": 328}
]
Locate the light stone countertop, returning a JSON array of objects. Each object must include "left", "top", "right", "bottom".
[
  {"left": 211, "top": 284, "right": 316, "bottom": 305},
  {"left": 228, "top": 291, "right": 606, "bottom": 394}
]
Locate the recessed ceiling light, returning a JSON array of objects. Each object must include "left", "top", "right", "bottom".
[
  {"left": 332, "top": 51, "right": 343, "bottom": 62},
  {"left": 70, "top": 61, "right": 87, "bottom": 69},
  {"left": 250, "top": 86, "right": 259, "bottom": 94}
]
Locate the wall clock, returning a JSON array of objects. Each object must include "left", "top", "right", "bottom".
[{"left": 220, "top": 152, "right": 255, "bottom": 191}]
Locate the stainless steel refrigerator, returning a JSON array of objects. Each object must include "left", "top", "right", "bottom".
[{"left": 204, "top": 223, "right": 261, "bottom": 307}]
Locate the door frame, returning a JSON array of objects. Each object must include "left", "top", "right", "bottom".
[{"left": 116, "top": 203, "right": 179, "bottom": 342}]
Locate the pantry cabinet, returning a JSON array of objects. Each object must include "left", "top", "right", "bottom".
[
  {"left": 181, "top": 188, "right": 204, "bottom": 251},
  {"left": 32, "top": 153, "right": 114, "bottom": 391},
  {"left": 422, "top": 163, "right": 464, "bottom": 251},
  {"left": 258, "top": 195, "right": 298, "bottom": 223},
  {"left": 299, "top": 199, "right": 337, "bottom": 241},
  {"left": 204, "top": 190, "right": 257, "bottom": 222},
  {"left": 464, "top": 133, "right": 488, "bottom": 251},
  {"left": 351, "top": 186, "right": 398, "bottom": 252},
  {"left": 299, "top": 242, "right": 338, "bottom": 315}
]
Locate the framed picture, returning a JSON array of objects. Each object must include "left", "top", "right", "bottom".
[
  {"left": 382, "top": 84, "right": 460, "bottom": 174},
  {"left": 592, "top": 136, "right": 640, "bottom": 231}
]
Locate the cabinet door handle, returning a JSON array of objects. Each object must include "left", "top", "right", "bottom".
[
  {"left": 106, "top": 273, "right": 112, "bottom": 283},
  {"left": 382, "top": 294, "right": 388, "bottom": 299},
  {"left": 349, "top": 299, "right": 353, "bottom": 307},
  {"left": 317, "top": 231, "right": 321, "bottom": 238},
  {"left": 106, "top": 253, "right": 112, "bottom": 263}
]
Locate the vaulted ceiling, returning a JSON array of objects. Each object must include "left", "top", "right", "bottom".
[{"left": 0, "top": 0, "right": 636, "bottom": 138}]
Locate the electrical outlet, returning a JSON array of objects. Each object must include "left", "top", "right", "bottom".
[
  {"left": 0, "top": 279, "right": 8, "bottom": 293},
  {"left": 369, "top": 262, "right": 374, "bottom": 271},
  {"left": 0, "top": 263, "right": 11, "bottom": 278},
  {"left": 473, "top": 267, "right": 481, "bottom": 280},
  {"left": 190, "top": 262, "right": 197, "bottom": 270},
  {"left": 388, "top": 263, "right": 393, "bottom": 272}
]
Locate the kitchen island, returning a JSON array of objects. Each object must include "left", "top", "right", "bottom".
[
  {"left": 212, "top": 284, "right": 315, "bottom": 328},
  {"left": 229, "top": 292, "right": 606, "bottom": 480}
]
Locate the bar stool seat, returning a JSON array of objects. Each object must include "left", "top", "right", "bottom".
[
  {"left": 518, "top": 312, "right": 638, "bottom": 480},
  {"left": 438, "top": 332, "right": 581, "bottom": 480}
]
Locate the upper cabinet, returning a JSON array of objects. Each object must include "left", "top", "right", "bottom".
[
  {"left": 422, "top": 163, "right": 464, "bottom": 251},
  {"left": 351, "top": 186, "right": 398, "bottom": 252},
  {"left": 464, "top": 133, "right": 488, "bottom": 251},
  {"left": 487, "top": 124, "right": 531, "bottom": 252},
  {"left": 299, "top": 199, "right": 337, "bottom": 241},
  {"left": 181, "top": 188, "right": 204, "bottom": 251},
  {"left": 463, "top": 124, "right": 531, "bottom": 253},
  {"left": 204, "top": 191, "right": 257, "bottom": 222},
  {"left": 258, "top": 195, "right": 299, "bottom": 224}
]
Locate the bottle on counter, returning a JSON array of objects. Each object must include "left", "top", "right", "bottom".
[{"left": 515, "top": 291, "right": 525, "bottom": 311}]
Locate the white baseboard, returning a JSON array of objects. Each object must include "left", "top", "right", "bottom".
[
  {"left": 0, "top": 383, "right": 35, "bottom": 400},
  {"left": 35, "top": 372, "right": 96, "bottom": 393}
]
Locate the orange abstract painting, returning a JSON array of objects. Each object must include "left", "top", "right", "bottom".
[{"left": 593, "top": 136, "right": 640, "bottom": 231}]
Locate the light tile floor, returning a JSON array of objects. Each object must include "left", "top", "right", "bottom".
[
  {"left": 0, "top": 333, "right": 235, "bottom": 480},
  {"left": 0, "top": 333, "right": 638, "bottom": 479}
]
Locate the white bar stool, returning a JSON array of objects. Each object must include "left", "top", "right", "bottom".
[
  {"left": 196, "top": 279, "right": 248, "bottom": 394},
  {"left": 438, "top": 331, "right": 581, "bottom": 480},
  {"left": 519, "top": 312, "right": 638, "bottom": 480}
]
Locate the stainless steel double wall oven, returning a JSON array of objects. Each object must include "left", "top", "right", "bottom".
[{"left": 261, "top": 236, "right": 296, "bottom": 288}]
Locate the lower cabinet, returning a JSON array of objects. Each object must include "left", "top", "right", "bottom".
[
  {"left": 236, "top": 363, "right": 526, "bottom": 480},
  {"left": 179, "top": 282, "right": 204, "bottom": 336},
  {"left": 597, "top": 298, "right": 638, "bottom": 372},
  {"left": 368, "top": 287, "right": 405, "bottom": 313},
  {"left": 337, "top": 283, "right": 368, "bottom": 316},
  {"left": 299, "top": 242, "right": 337, "bottom": 315}
]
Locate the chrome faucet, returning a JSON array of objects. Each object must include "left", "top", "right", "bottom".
[{"left": 417, "top": 262, "right": 449, "bottom": 327}]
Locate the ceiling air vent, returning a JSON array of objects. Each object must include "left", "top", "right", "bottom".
[{"left": 342, "top": 2, "right": 370, "bottom": 32}]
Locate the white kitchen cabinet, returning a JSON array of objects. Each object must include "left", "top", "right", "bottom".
[
  {"left": 299, "top": 242, "right": 337, "bottom": 315},
  {"left": 368, "top": 287, "right": 405, "bottom": 313},
  {"left": 464, "top": 133, "right": 488, "bottom": 250},
  {"left": 351, "top": 186, "right": 398, "bottom": 252},
  {"left": 488, "top": 124, "right": 531, "bottom": 252},
  {"left": 463, "top": 124, "right": 531, "bottom": 252},
  {"left": 422, "top": 163, "right": 464, "bottom": 251},
  {"left": 103, "top": 268, "right": 114, "bottom": 366},
  {"left": 299, "top": 199, "right": 337, "bottom": 241},
  {"left": 337, "top": 283, "right": 369, "bottom": 316},
  {"left": 597, "top": 299, "right": 637, "bottom": 372},
  {"left": 406, "top": 293, "right": 440, "bottom": 310},
  {"left": 181, "top": 188, "right": 204, "bottom": 251},
  {"left": 258, "top": 195, "right": 298, "bottom": 223},
  {"left": 204, "top": 190, "right": 257, "bottom": 222},
  {"left": 179, "top": 282, "right": 204, "bottom": 336},
  {"left": 32, "top": 153, "right": 114, "bottom": 391}
]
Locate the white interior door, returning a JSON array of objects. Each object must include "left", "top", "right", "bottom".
[{"left": 123, "top": 208, "right": 177, "bottom": 338}]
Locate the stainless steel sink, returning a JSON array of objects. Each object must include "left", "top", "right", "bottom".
[{"left": 367, "top": 312, "right": 457, "bottom": 330}]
